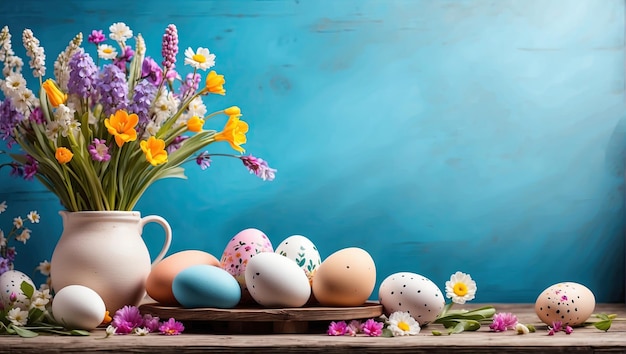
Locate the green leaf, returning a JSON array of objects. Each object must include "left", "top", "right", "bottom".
[
  {"left": 11, "top": 325, "right": 38, "bottom": 338},
  {"left": 449, "top": 321, "right": 466, "bottom": 334},
  {"left": 594, "top": 320, "right": 612, "bottom": 332},
  {"left": 462, "top": 320, "right": 481, "bottom": 331},
  {"left": 20, "top": 281, "right": 34, "bottom": 299},
  {"left": 381, "top": 328, "right": 394, "bottom": 337}
]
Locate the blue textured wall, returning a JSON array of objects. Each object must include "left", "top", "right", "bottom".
[{"left": 0, "top": 0, "right": 625, "bottom": 302}]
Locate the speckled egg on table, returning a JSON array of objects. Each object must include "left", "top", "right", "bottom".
[
  {"left": 378, "top": 272, "right": 445, "bottom": 326},
  {"left": 534, "top": 282, "right": 596, "bottom": 326},
  {"left": 0, "top": 270, "right": 35, "bottom": 310},
  {"left": 275, "top": 234, "right": 321, "bottom": 281}
]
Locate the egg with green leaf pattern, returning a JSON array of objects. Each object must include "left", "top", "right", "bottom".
[{"left": 275, "top": 234, "right": 321, "bottom": 281}]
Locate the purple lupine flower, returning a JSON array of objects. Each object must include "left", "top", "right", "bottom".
[
  {"left": 361, "top": 319, "right": 383, "bottom": 337},
  {"left": 164, "top": 64, "right": 178, "bottom": 83},
  {"left": 195, "top": 151, "right": 211, "bottom": 170},
  {"left": 490, "top": 312, "right": 518, "bottom": 332},
  {"left": 87, "top": 30, "right": 106, "bottom": 44},
  {"left": 114, "top": 45, "right": 134, "bottom": 72},
  {"left": 159, "top": 318, "right": 184, "bottom": 335},
  {"left": 142, "top": 314, "right": 160, "bottom": 333},
  {"left": 22, "top": 155, "right": 38, "bottom": 180},
  {"left": 88, "top": 138, "right": 111, "bottom": 162},
  {"left": 112, "top": 305, "right": 144, "bottom": 334},
  {"left": 29, "top": 106, "right": 44, "bottom": 124},
  {"left": 161, "top": 24, "right": 178, "bottom": 71},
  {"left": 0, "top": 98, "right": 23, "bottom": 144},
  {"left": 240, "top": 155, "right": 277, "bottom": 181},
  {"left": 327, "top": 321, "right": 347, "bottom": 336},
  {"left": 141, "top": 57, "right": 163, "bottom": 85},
  {"left": 179, "top": 72, "right": 201, "bottom": 98},
  {"left": 129, "top": 80, "right": 158, "bottom": 128},
  {"left": 68, "top": 50, "right": 98, "bottom": 100},
  {"left": 95, "top": 64, "right": 128, "bottom": 117},
  {"left": 166, "top": 135, "right": 188, "bottom": 154}
]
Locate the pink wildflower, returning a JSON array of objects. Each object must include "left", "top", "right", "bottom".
[
  {"left": 112, "top": 305, "right": 144, "bottom": 334},
  {"left": 490, "top": 312, "right": 518, "bottom": 332},
  {"left": 327, "top": 321, "right": 348, "bottom": 336},
  {"left": 142, "top": 314, "right": 161, "bottom": 333},
  {"left": 88, "top": 30, "right": 106, "bottom": 44},
  {"left": 361, "top": 318, "right": 383, "bottom": 337},
  {"left": 159, "top": 317, "right": 185, "bottom": 335},
  {"left": 564, "top": 325, "right": 573, "bottom": 334}
]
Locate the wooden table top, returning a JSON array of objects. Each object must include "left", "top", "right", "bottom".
[{"left": 0, "top": 303, "right": 625, "bottom": 353}]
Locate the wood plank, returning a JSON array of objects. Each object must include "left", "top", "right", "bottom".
[{"left": 0, "top": 304, "right": 623, "bottom": 353}]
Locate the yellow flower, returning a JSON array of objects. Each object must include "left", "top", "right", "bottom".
[
  {"left": 42, "top": 79, "right": 67, "bottom": 107},
  {"left": 104, "top": 110, "right": 138, "bottom": 147},
  {"left": 140, "top": 136, "right": 168, "bottom": 166},
  {"left": 187, "top": 116, "right": 205, "bottom": 133},
  {"left": 215, "top": 114, "right": 248, "bottom": 153},
  {"left": 55, "top": 147, "right": 73, "bottom": 164},
  {"left": 203, "top": 70, "right": 225, "bottom": 95},
  {"left": 223, "top": 106, "right": 240, "bottom": 116}
]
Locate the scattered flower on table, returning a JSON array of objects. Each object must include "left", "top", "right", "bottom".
[
  {"left": 489, "top": 312, "right": 518, "bottom": 332},
  {"left": 109, "top": 305, "right": 184, "bottom": 336},
  {"left": 158, "top": 317, "right": 185, "bottom": 336},
  {"left": 548, "top": 321, "right": 573, "bottom": 336},
  {"left": 327, "top": 320, "right": 348, "bottom": 336},
  {"left": 386, "top": 311, "right": 420, "bottom": 337}
]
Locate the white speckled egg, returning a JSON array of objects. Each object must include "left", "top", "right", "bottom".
[
  {"left": 245, "top": 252, "right": 311, "bottom": 308},
  {"left": 0, "top": 270, "right": 35, "bottom": 310},
  {"left": 378, "top": 272, "right": 445, "bottom": 325},
  {"left": 535, "top": 282, "right": 595, "bottom": 326},
  {"left": 275, "top": 235, "right": 321, "bottom": 280},
  {"left": 52, "top": 285, "right": 106, "bottom": 330}
]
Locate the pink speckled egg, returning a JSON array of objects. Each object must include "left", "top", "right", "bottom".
[
  {"left": 534, "top": 282, "right": 596, "bottom": 327},
  {"left": 220, "top": 228, "right": 273, "bottom": 302}
]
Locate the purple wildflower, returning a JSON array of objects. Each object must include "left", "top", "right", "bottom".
[
  {"left": 490, "top": 312, "right": 518, "bottom": 332},
  {"left": 0, "top": 257, "right": 9, "bottom": 275},
  {"left": 361, "top": 319, "right": 383, "bottom": 337},
  {"left": 5, "top": 247, "right": 15, "bottom": 262},
  {"left": 88, "top": 138, "right": 111, "bottom": 162},
  {"left": 9, "top": 163, "right": 23, "bottom": 178},
  {"left": 112, "top": 305, "right": 144, "bottom": 334},
  {"left": 95, "top": 64, "right": 128, "bottom": 117},
  {"left": 551, "top": 321, "right": 562, "bottom": 332},
  {"left": 68, "top": 50, "right": 98, "bottom": 100},
  {"left": 164, "top": 64, "right": 178, "bottom": 83},
  {"left": 142, "top": 314, "right": 161, "bottom": 333},
  {"left": 564, "top": 325, "right": 573, "bottom": 334},
  {"left": 159, "top": 317, "right": 184, "bottom": 335},
  {"left": 87, "top": 30, "right": 106, "bottom": 44},
  {"left": 141, "top": 57, "right": 163, "bottom": 85},
  {"left": 22, "top": 155, "right": 38, "bottom": 180},
  {"left": 179, "top": 72, "right": 201, "bottom": 98},
  {"left": 29, "top": 106, "right": 44, "bottom": 124},
  {"left": 327, "top": 321, "right": 347, "bottom": 336},
  {"left": 166, "top": 135, "right": 189, "bottom": 154},
  {"left": 240, "top": 154, "right": 277, "bottom": 181},
  {"left": 161, "top": 24, "right": 178, "bottom": 71},
  {"left": 130, "top": 80, "right": 158, "bottom": 129},
  {"left": 195, "top": 151, "right": 211, "bottom": 170},
  {"left": 0, "top": 98, "right": 23, "bottom": 143},
  {"left": 114, "top": 45, "right": 134, "bottom": 72}
]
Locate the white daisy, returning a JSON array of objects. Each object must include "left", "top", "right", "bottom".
[
  {"left": 184, "top": 47, "right": 215, "bottom": 71},
  {"left": 45, "top": 120, "right": 61, "bottom": 140},
  {"left": 151, "top": 89, "right": 179, "bottom": 125},
  {"left": 4, "top": 73, "right": 26, "bottom": 93},
  {"left": 27, "top": 210, "right": 40, "bottom": 223},
  {"left": 16, "top": 228, "right": 31, "bottom": 244},
  {"left": 37, "top": 260, "right": 51, "bottom": 276},
  {"left": 109, "top": 22, "right": 133, "bottom": 42},
  {"left": 105, "top": 325, "right": 117, "bottom": 337},
  {"left": 7, "top": 308, "right": 28, "bottom": 326},
  {"left": 97, "top": 44, "right": 117, "bottom": 60},
  {"left": 387, "top": 311, "right": 420, "bottom": 336},
  {"left": 445, "top": 271, "right": 477, "bottom": 304},
  {"left": 134, "top": 327, "right": 149, "bottom": 336},
  {"left": 186, "top": 96, "right": 207, "bottom": 117},
  {"left": 0, "top": 201, "right": 6, "bottom": 213},
  {"left": 13, "top": 88, "right": 37, "bottom": 114},
  {"left": 13, "top": 216, "right": 23, "bottom": 229}
]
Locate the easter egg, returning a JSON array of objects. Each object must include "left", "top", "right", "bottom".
[
  {"left": 172, "top": 265, "right": 241, "bottom": 308},
  {"left": 51, "top": 285, "right": 106, "bottom": 330},
  {"left": 146, "top": 250, "right": 220, "bottom": 306},
  {"left": 275, "top": 234, "right": 321, "bottom": 281},
  {"left": 534, "top": 282, "right": 595, "bottom": 326},
  {"left": 0, "top": 270, "right": 35, "bottom": 310},
  {"left": 245, "top": 252, "right": 311, "bottom": 308},
  {"left": 312, "top": 247, "right": 376, "bottom": 306},
  {"left": 378, "top": 272, "right": 445, "bottom": 325}
]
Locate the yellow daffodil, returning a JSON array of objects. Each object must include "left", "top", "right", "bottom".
[
  {"left": 223, "top": 106, "right": 241, "bottom": 116},
  {"left": 140, "top": 136, "right": 168, "bottom": 166},
  {"left": 203, "top": 70, "right": 225, "bottom": 95},
  {"left": 42, "top": 79, "right": 67, "bottom": 107},
  {"left": 55, "top": 147, "right": 73, "bottom": 164},
  {"left": 215, "top": 114, "right": 248, "bottom": 153},
  {"left": 104, "top": 110, "right": 138, "bottom": 147},
  {"left": 187, "top": 116, "right": 205, "bottom": 133}
]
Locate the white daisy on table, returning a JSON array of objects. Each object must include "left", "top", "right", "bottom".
[
  {"left": 387, "top": 311, "right": 420, "bottom": 336},
  {"left": 98, "top": 44, "right": 117, "bottom": 60},
  {"left": 445, "top": 271, "right": 477, "bottom": 304},
  {"left": 184, "top": 47, "right": 216, "bottom": 70}
]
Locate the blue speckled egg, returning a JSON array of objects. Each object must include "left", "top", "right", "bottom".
[{"left": 172, "top": 265, "right": 241, "bottom": 308}]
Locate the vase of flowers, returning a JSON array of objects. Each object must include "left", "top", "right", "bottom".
[{"left": 0, "top": 22, "right": 276, "bottom": 312}]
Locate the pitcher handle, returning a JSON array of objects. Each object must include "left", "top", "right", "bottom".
[{"left": 140, "top": 215, "right": 172, "bottom": 266}]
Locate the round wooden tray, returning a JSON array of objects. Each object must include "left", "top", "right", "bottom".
[{"left": 139, "top": 302, "right": 383, "bottom": 334}]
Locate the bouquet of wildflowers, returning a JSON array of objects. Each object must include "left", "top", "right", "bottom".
[{"left": 0, "top": 22, "right": 275, "bottom": 211}]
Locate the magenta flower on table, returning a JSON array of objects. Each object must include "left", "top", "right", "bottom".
[
  {"left": 112, "top": 305, "right": 144, "bottom": 334},
  {"left": 142, "top": 314, "right": 160, "bottom": 333},
  {"left": 159, "top": 317, "right": 184, "bottom": 335},
  {"left": 327, "top": 321, "right": 348, "bottom": 336},
  {"left": 361, "top": 318, "right": 383, "bottom": 337},
  {"left": 490, "top": 312, "right": 518, "bottom": 332}
]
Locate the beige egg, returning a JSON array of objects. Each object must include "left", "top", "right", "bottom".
[
  {"left": 312, "top": 247, "right": 376, "bottom": 306},
  {"left": 534, "top": 282, "right": 595, "bottom": 326},
  {"left": 146, "top": 250, "right": 220, "bottom": 306}
]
